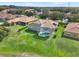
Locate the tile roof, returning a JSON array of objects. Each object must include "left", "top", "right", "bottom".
[
  {"left": 64, "top": 23, "right": 79, "bottom": 34},
  {"left": 32, "top": 19, "right": 58, "bottom": 29},
  {"left": 7, "top": 16, "right": 37, "bottom": 23},
  {"left": 0, "top": 12, "right": 17, "bottom": 20}
]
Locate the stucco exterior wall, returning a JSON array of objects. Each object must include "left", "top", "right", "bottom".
[{"left": 64, "top": 31, "right": 79, "bottom": 39}]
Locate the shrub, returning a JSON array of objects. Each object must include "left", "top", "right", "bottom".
[
  {"left": 55, "top": 28, "right": 58, "bottom": 32},
  {"left": 0, "top": 26, "right": 9, "bottom": 41},
  {"left": 25, "top": 11, "right": 34, "bottom": 17},
  {"left": 39, "top": 14, "right": 48, "bottom": 19},
  {"left": 53, "top": 35, "right": 56, "bottom": 38}
]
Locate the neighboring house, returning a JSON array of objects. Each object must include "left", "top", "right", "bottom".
[
  {"left": 62, "top": 18, "right": 69, "bottom": 24},
  {"left": 64, "top": 23, "right": 79, "bottom": 40},
  {"left": 25, "top": 9, "right": 34, "bottom": 14},
  {"left": 7, "top": 16, "right": 37, "bottom": 25},
  {"left": 25, "top": 9, "right": 49, "bottom": 15},
  {"left": 25, "top": 9, "right": 35, "bottom": 14},
  {"left": 35, "top": 11, "right": 43, "bottom": 15},
  {"left": 28, "top": 19, "right": 58, "bottom": 37},
  {"left": 1, "top": 9, "right": 19, "bottom": 13},
  {"left": 0, "top": 12, "right": 17, "bottom": 20}
]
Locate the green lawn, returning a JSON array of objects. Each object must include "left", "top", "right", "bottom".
[{"left": 0, "top": 25, "right": 79, "bottom": 56}]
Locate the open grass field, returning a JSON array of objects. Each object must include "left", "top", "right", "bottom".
[{"left": 0, "top": 24, "right": 79, "bottom": 56}]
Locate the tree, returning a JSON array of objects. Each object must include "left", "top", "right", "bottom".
[
  {"left": 9, "top": 5, "right": 16, "bottom": 8},
  {"left": 38, "top": 14, "right": 48, "bottom": 19},
  {"left": 67, "top": 14, "right": 79, "bottom": 22},
  {"left": 7, "top": 9, "right": 24, "bottom": 15},
  {"left": 49, "top": 11, "right": 64, "bottom": 20},
  {"left": 0, "top": 26, "right": 9, "bottom": 41},
  {"left": 25, "top": 11, "right": 34, "bottom": 17}
]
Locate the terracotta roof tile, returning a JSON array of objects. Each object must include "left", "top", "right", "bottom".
[
  {"left": 0, "top": 13, "right": 17, "bottom": 20},
  {"left": 8, "top": 16, "right": 37, "bottom": 23},
  {"left": 64, "top": 23, "right": 79, "bottom": 34},
  {"left": 32, "top": 19, "right": 58, "bottom": 29}
]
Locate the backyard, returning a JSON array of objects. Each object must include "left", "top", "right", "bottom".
[{"left": 0, "top": 24, "right": 79, "bottom": 56}]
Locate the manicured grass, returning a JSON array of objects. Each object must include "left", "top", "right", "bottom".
[{"left": 0, "top": 25, "right": 79, "bottom": 56}]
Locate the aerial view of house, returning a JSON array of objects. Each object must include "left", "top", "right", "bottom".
[
  {"left": 0, "top": 12, "right": 17, "bottom": 20},
  {"left": 7, "top": 16, "right": 37, "bottom": 25},
  {"left": 64, "top": 23, "right": 79, "bottom": 40},
  {"left": 28, "top": 19, "right": 58, "bottom": 37},
  {"left": 0, "top": 2, "right": 79, "bottom": 57}
]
